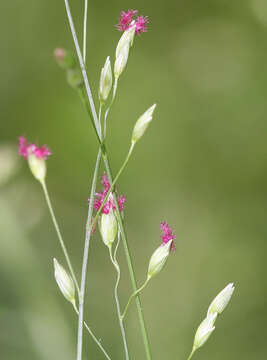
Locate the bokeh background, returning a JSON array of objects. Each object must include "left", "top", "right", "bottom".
[{"left": 1, "top": 0, "right": 267, "bottom": 359}]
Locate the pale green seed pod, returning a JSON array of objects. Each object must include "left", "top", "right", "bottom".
[
  {"left": 99, "top": 56, "right": 112, "bottom": 103},
  {"left": 114, "top": 43, "right": 130, "bottom": 79},
  {"left": 116, "top": 24, "right": 136, "bottom": 58},
  {"left": 147, "top": 240, "right": 173, "bottom": 278},
  {"left": 207, "top": 283, "right": 235, "bottom": 316},
  {"left": 193, "top": 313, "right": 217, "bottom": 350},
  {"left": 99, "top": 210, "right": 118, "bottom": 247},
  {"left": 132, "top": 104, "right": 157, "bottom": 144},
  {"left": 53, "top": 258, "right": 76, "bottom": 305},
  {"left": 28, "top": 154, "right": 46, "bottom": 183}
]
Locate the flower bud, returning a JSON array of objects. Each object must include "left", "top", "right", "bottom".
[
  {"left": 66, "top": 68, "right": 83, "bottom": 89},
  {"left": 99, "top": 56, "right": 112, "bottom": 103},
  {"left": 114, "top": 43, "right": 130, "bottom": 79},
  {"left": 147, "top": 240, "right": 173, "bottom": 278},
  {"left": 193, "top": 313, "right": 217, "bottom": 350},
  {"left": 115, "top": 24, "right": 136, "bottom": 58},
  {"left": 207, "top": 283, "right": 235, "bottom": 316},
  {"left": 132, "top": 104, "right": 156, "bottom": 143},
  {"left": 28, "top": 154, "right": 46, "bottom": 183},
  {"left": 99, "top": 210, "right": 118, "bottom": 247},
  {"left": 53, "top": 258, "right": 76, "bottom": 305},
  {"left": 54, "top": 48, "right": 75, "bottom": 70}
]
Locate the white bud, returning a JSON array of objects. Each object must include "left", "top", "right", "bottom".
[
  {"left": 99, "top": 210, "right": 118, "bottom": 247},
  {"left": 132, "top": 104, "right": 156, "bottom": 143},
  {"left": 193, "top": 313, "right": 217, "bottom": 350},
  {"left": 53, "top": 258, "right": 75, "bottom": 305},
  {"left": 28, "top": 154, "right": 46, "bottom": 182},
  {"left": 116, "top": 24, "right": 136, "bottom": 58},
  {"left": 114, "top": 43, "right": 130, "bottom": 79},
  {"left": 207, "top": 283, "right": 235, "bottom": 316},
  {"left": 99, "top": 56, "right": 112, "bottom": 103},
  {"left": 148, "top": 240, "right": 173, "bottom": 278}
]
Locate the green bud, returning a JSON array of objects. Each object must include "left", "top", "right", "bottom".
[
  {"left": 207, "top": 283, "right": 235, "bottom": 316},
  {"left": 28, "top": 154, "right": 46, "bottom": 183},
  {"left": 99, "top": 56, "right": 112, "bottom": 103},
  {"left": 132, "top": 104, "right": 156, "bottom": 143},
  {"left": 66, "top": 68, "right": 83, "bottom": 89},
  {"left": 99, "top": 210, "right": 118, "bottom": 247},
  {"left": 54, "top": 48, "right": 76, "bottom": 70},
  {"left": 147, "top": 240, "right": 173, "bottom": 278},
  {"left": 53, "top": 258, "right": 76, "bottom": 306},
  {"left": 114, "top": 43, "right": 130, "bottom": 79},
  {"left": 115, "top": 25, "right": 136, "bottom": 59},
  {"left": 193, "top": 313, "right": 217, "bottom": 350}
]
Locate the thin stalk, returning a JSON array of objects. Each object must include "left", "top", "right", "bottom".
[
  {"left": 63, "top": 2, "right": 152, "bottom": 358},
  {"left": 121, "top": 277, "right": 150, "bottom": 321},
  {"left": 40, "top": 180, "right": 80, "bottom": 294},
  {"left": 108, "top": 246, "right": 129, "bottom": 360},
  {"left": 77, "top": 150, "right": 101, "bottom": 360},
  {"left": 82, "top": 0, "right": 88, "bottom": 63},
  {"left": 103, "top": 160, "right": 153, "bottom": 360},
  {"left": 73, "top": 303, "right": 112, "bottom": 360},
  {"left": 187, "top": 349, "right": 195, "bottom": 360}
]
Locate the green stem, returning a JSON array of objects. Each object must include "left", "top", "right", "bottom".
[
  {"left": 103, "top": 160, "right": 153, "bottom": 360},
  {"left": 108, "top": 246, "right": 129, "bottom": 360},
  {"left": 63, "top": 2, "right": 153, "bottom": 358},
  {"left": 187, "top": 348, "right": 196, "bottom": 360},
  {"left": 73, "top": 303, "right": 112, "bottom": 360},
  {"left": 82, "top": 0, "right": 88, "bottom": 63},
  {"left": 40, "top": 180, "right": 80, "bottom": 295},
  {"left": 77, "top": 149, "right": 101, "bottom": 360},
  {"left": 121, "top": 277, "right": 150, "bottom": 321}
]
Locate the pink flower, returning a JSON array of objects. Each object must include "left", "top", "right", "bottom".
[
  {"left": 90, "top": 173, "right": 126, "bottom": 214},
  {"left": 135, "top": 16, "right": 149, "bottom": 34},
  {"left": 116, "top": 10, "right": 148, "bottom": 34},
  {"left": 18, "top": 136, "right": 51, "bottom": 160},
  {"left": 160, "top": 221, "right": 176, "bottom": 252}
]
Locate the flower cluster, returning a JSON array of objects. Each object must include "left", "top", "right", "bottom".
[
  {"left": 160, "top": 221, "right": 176, "bottom": 251},
  {"left": 116, "top": 9, "right": 149, "bottom": 34},
  {"left": 92, "top": 173, "right": 126, "bottom": 214},
  {"left": 18, "top": 136, "right": 51, "bottom": 160}
]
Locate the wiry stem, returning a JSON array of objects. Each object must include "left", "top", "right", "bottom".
[
  {"left": 187, "top": 348, "right": 195, "bottom": 360},
  {"left": 108, "top": 246, "right": 129, "bottom": 360},
  {"left": 63, "top": 1, "right": 152, "bottom": 358},
  {"left": 121, "top": 277, "right": 150, "bottom": 321},
  {"left": 82, "top": 0, "right": 88, "bottom": 63},
  {"left": 77, "top": 150, "right": 101, "bottom": 360},
  {"left": 41, "top": 180, "right": 80, "bottom": 294},
  {"left": 73, "top": 303, "right": 112, "bottom": 360}
]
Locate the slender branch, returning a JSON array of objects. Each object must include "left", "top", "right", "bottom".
[
  {"left": 73, "top": 303, "right": 112, "bottom": 360},
  {"left": 63, "top": 2, "right": 153, "bottom": 358},
  {"left": 41, "top": 180, "right": 80, "bottom": 294},
  {"left": 82, "top": 0, "right": 88, "bottom": 63},
  {"left": 121, "top": 277, "right": 150, "bottom": 321},
  {"left": 77, "top": 150, "right": 101, "bottom": 360},
  {"left": 187, "top": 349, "right": 195, "bottom": 360},
  {"left": 108, "top": 246, "right": 129, "bottom": 360}
]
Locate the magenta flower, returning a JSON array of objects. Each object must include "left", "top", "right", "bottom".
[
  {"left": 116, "top": 9, "right": 148, "bottom": 34},
  {"left": 18, "top": 136, "right": 51, "bottom": 160},
  {"left": 91, "top": 173, "right": 126, "bottom": 214},
  {"left": 160, "top": 222, "right": 176, "bottom": 252}
]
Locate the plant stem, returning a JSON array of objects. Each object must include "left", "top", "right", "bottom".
[
  {"left": 82, "top": 0, "right": 88, "bottom": 63},
  {"left": 187, "top": 348, "right": 195, "bottom": 360},
  {"left": 121, "top": 277, "right": 150, "bottom": 321},
  {"left": 103, "top": 160, "right": 153, "bottom": 360},
  {"left": 40, "top": 180, "right": 80, "bottom": 294},
  {"left": 63, "top": 2, "right": 152, "bottom": 358},
  {"left": 108, "top": 246, "right": 129, "bottom": 360},
  {"left": 73, "top": 303, "right": 112, "bottom": 360},
  {"left": 77, "top": 149, "right": 101, "bottom": 360}
]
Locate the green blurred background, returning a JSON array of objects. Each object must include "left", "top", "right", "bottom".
[{"left": 1, "top": 0, "right": 267, "bottom": 359}]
